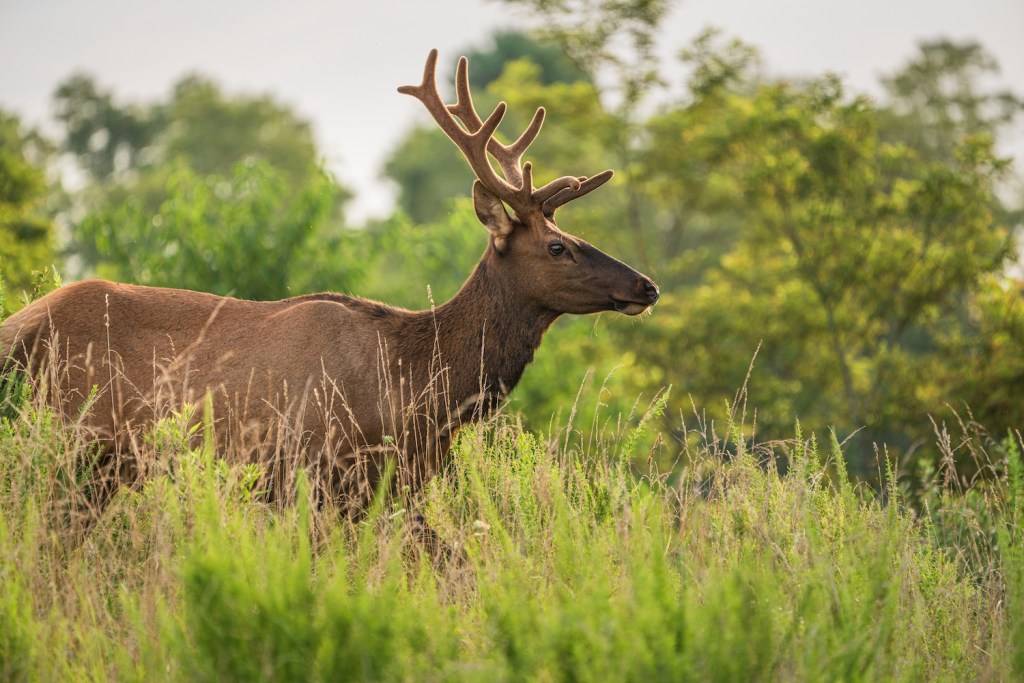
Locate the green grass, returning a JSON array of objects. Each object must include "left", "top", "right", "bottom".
[{"left": 0, "top": 384, "right": 1022, "bottom": 681}]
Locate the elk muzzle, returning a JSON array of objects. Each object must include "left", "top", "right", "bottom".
[{"left": 611, "top": 275, "right": 659, "bottom": 316}]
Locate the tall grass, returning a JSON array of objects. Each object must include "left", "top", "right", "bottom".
[{"left": 0, "top": 378, "right": 1021, "bottom": 681}]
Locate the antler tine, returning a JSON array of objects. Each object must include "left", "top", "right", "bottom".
[
  {"left": 517, "top": 161, "right": 535, "bottom": 207},
  {"left": 447, "top": 54, "right": 546, "bottom": 191},
  {"left": 396, "top": 48, "right": 439, "bottom": 102},
  {"left": 541, "top": 170, "right": 615, "bottom": 216},
  {"left": 534, "top": 175, "right": 583, "bottom": 204},
  {"left": 498, "top": 107, "right": 545, "bottom": 187},
  {"left": 399, "top": 49, "right": 519, "bottom": 199},
  {"left": 447, "top": 57, "right": 484, "bottom": 130}
]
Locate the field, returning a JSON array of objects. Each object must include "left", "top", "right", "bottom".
[{"left": 1, "top": 381, "right": 1022, "bottom": 682}]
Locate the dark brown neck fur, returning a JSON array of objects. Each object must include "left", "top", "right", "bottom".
[{"left": 401, "top": 248, "right": 559, "bottom": 420}]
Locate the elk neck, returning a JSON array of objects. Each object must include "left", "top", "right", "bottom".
[{"left": 402, "top": 247, "right": 559, "bottom": 411}]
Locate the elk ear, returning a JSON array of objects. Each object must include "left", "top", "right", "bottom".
[{"left": 473, "top": 180, "right": 514, "bottom": 252}]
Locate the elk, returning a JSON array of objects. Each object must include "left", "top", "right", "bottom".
[{"left": 0, "top": 50, "right": 658, "bottom": 514}]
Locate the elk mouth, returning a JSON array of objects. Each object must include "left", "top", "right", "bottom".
[
  {"left": 609, "top": 276, "right": 659, "bottom": 315},
  {"left": 611, "top": 299, "right": 652, "bottom": 316}
]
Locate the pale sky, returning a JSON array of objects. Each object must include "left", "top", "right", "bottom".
[{"left": 2, "top": 0, "right": 1022, "bottom": 221}]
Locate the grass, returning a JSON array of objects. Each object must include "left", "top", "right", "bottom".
[{"left": 0, "top": 378, "right": 1022, "bottom": 681}]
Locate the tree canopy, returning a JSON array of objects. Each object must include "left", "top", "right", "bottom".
[
  {"left": 52, "top": 74, "right": 356, "bottom": 299},
  {"left": 0, "top": 110, "right": 59, "bottom": 313}
]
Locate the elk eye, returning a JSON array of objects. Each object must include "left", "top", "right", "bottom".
[{"left": 548, "top": 242, "right": 566, "bottom": 256}]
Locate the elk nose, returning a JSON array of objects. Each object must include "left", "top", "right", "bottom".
[{"left": 642, "top": 278, "right": 660, "bottom": 304}]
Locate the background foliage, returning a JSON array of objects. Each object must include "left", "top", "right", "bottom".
[
  {"left": 0, "top": 111, "right": 60, "bottom": 314},
  {"left": 52, "top": 73, "right": 357, "bottom": 299},
  {"left": 2, "top": 4, "right": 1024, "bottom": 678}
]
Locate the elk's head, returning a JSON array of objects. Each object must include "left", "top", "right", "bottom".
[{"left": 399, "top": 50, "right": 659, "bottom": 317}]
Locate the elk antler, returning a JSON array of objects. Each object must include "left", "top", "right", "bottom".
[{"left": 398, "top": 49, "right": 614, "bottom": 219}]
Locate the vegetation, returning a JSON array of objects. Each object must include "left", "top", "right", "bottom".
[
  {"left": 52, "top": 73, "right": 354, "bottom": 299},
  {"left": 0, "top": 376, "right": 1022, "bottom": 680},
  {"left": 74, "top": 160, "right": 351, "bottom": 299},
  {"left": 1, "top": 4, "right": 1023, "bottom": 678},
  {"left": 0, "top": 110, "right": 61, "bottom": 314}
]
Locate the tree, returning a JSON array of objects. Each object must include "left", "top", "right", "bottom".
[
  {"left": 0, "top": 110, "right": 60, "bottom": 313},
  {"left": 382, "top": 127, "right": 474, "bottom": 225},
  {"left": 461, "top": 29, "right": 590, "bottom": 91},
  {"left": 75, "top": 160, "right": 354, "bottom": 299},
  {"left": 880, "top": 39, "right": 1024, "bottom": 164},
  {"left": 947, "top": 275, "right": 1024, "bottom": 432},
  {"left": 501, "top": 0, "right": 670, "bottom": 107},
  {"left": 53, "top": 73, "right": 329, "bottom": 192},
  {"left": 633, "top": 54, "right": 1017, "bottom": 471},
  {"left": 53, "top": 74, "right": 354, "bottom": 298},
  {"left": 161, "top": 75, "right": 326, "bottom": 191},
  {"left": 52, "top": 74, "right": 157, "bottom": 182}
]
